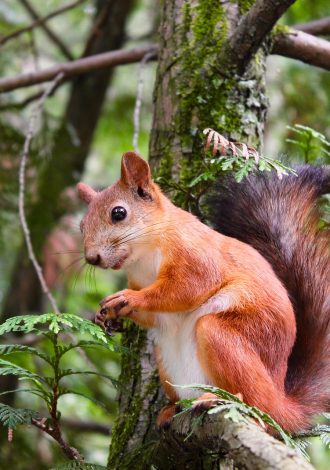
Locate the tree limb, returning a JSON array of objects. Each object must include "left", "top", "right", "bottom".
[
  {"left": 0, "top": 0, "right": 85, "bottom": 48},
  {"left": 0, "top": 45, "right": 157, "bottom": 93},
  {"left": 18, "top": 0, "right": 76, "bottom": 60},
  {"left": 272, "top": 30, "right": 330, "bottom": 70},
  {"left": 227, "top": 0, "right": 297, "bottom": 73},
  {"left": 154, "top": 411, "right": 314, "bottom": 470},
  {"left": 295, "top": 16, "right": 330, "bottom": 36},
  {"left": 61, "top": 418, "right": 111, "bottom": 435}
]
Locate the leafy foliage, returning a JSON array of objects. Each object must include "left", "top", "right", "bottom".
[
  {"left": 174, "top": 383, "right": 330, "bottom": 460},
  {"left": 0, "top": 403, "right": 38, "bottom": 430},
  {"left": 203, "top": 128, "right": 295, "bottom": 182},
  {"left": 156, "top": 128, "right": 295, "bottom": 211},
  {"left": 0, "top": 312, "right": 120, "bottom": 444},
  {"left": 286, "top": 124, "right": 330, "bottom": 163}
]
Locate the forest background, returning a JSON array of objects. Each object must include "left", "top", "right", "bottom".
[{"left": 0, "top": 0, "right": 329, "bottom": 469}]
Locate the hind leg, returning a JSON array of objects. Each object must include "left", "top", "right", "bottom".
[{"left": 195, "top": 314, "right": 296, "bottom": 429}]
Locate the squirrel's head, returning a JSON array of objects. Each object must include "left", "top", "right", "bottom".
[{"left": 77, "top": 151, "right": 164, "bottom": 270}]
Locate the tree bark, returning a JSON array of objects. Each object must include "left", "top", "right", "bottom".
[{"left": 107, "top": 1, "right": 286, "bottom": 469}]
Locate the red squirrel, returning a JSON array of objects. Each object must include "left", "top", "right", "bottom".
[{"left": 77, "top": 151, "right": 330, "bottom": 433}]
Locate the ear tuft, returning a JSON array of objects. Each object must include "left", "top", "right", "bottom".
[
  {"left": 121, "top": 151, "right": 151, "bottom": 189},
  {"left": 77, "top": 182, "right": 96, "bottom": 204}
]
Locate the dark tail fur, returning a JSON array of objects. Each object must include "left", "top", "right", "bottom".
[{"left": 207, "top": 165, "right": 330, "bottom": 424}]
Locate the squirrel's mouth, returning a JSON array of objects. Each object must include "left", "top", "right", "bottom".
[{"left": 111, "top": 253, "right": 129, "bottom": 270}]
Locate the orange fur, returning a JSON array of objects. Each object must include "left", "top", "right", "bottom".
[{"left": 78, "top": 151, "right": 329, "bottom": 433}]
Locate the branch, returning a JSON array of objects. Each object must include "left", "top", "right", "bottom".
[
  {"left": 61, "top": 418, "right": 111, "bottom": 435},
  {"left": 19, "top": 0, "right": 75, "bottom": 60},
  {"left": 0, "top": 45, "right": 158, "bottom": 93},
  {"left": 0, "top": 0, "right": 85, "bottom": 48},
  {"left": 154, "top": 411, "right": 314, "bottom": 470},
  {"left": 228, "top": 0, "right": 297, "bottom": 73},
  {"left": 32, "top": 418, "right": 83, "bottom": 461},
  {"left": 272, "top": 30, "right": 330, "bottom": 70},
  {"left": 295, "top": 16, "right": 330, "bottom": 36},
  {"left": 18, "top": 74, "right": 62, "bottom": 314}
]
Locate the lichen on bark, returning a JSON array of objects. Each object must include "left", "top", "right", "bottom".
[{"left": 150, "top": 0, "right": 268, "bottom": 210}]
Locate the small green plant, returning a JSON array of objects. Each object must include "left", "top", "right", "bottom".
[
  {"left": 172, "top": 383, "right": 330, "bottom": 460},
  {"left": 0, "top": 313, "right": 120, "bottom": 460},
  {"left": 202, "top": 128, "right": 295, "bottom": 183},
  {"left": 286, "top": 124, "right": 330, "bottom": 163},
  {"left": 156, "top": 128, "right": 295, "bottom": 212}
]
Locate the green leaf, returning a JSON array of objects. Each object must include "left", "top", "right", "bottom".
[
  {"left": 172, "top": 383, "right": 300, "bottom": 454},
  {"left": 58, "top": 340, "right": 124, "bottom": 357},
  {"left": 0, "top": 388, "right": 50, "bottom": 402},
  {"left": 58, "top": 368, "right": 118, "bottom": 387},
  {"left": 58, "top": 389, "right": 110, "bottom": 411},
  {"left": 0, "top": 403, "right": 38, "bottom": 429},
  {"left": 0, "top": 344, "right": 52, "bottom": 364},
  {"left": 320, "top": 432, "right": 330, "bottom": 448},
  {"left": 0, "top": 313, "right": 116, "bottom": 348},
  {"left": 0, "top": 359, "right": 51, "bottom": 391}
]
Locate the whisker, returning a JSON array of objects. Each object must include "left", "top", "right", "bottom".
[
  {"left": 72, "top": 261, "right": 87, "bottom": 292},
  {"left": 51, "top": 250, "right": 82, "bottom": 255},
  {"left": 112, "top": 225, "right": 176, "bottom": 249},
  {"left": 111, "top": 211, "right": 153, "bottom": 245},
  {"left": 112, "top": 220, "right": 173, "bottom": 248}
]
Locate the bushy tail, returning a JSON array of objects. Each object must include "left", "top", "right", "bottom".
[{"left": 207, "top": 165, "right": 330, "bottom": 423}]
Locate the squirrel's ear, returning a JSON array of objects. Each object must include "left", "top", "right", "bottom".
[
  {"left": 121, "top": 151, "right": 151, "bottom": 189},
  {"left": 77, "top": 182, "right": 96, "bottom": 204}
]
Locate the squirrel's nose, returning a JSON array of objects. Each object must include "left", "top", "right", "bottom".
[{"left": 86, "top": 252, "right": 101, "bottom": 266}]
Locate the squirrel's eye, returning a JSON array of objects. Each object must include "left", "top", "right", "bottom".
[{"left": 111, "top": 206, "right": 127, "bottom": 222}]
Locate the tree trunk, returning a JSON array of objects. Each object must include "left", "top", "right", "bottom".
[{"left": 108, "top": 1, "right": 271, "bottom": 469}]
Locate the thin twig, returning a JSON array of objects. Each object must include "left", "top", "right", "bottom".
[
  {"left": 132, "top": 51, "right": 156, "bottom": 151},
  {"left": 0, "top": 0, "right": 85, "bottom": 47},
  {"left": 32, "top": 417, "right": 83, "bottom": 460},
  {"left": 18, "top": 74, "right": 64, "bottom": 315},
  {"left": 0, "top": 45, "right": 158, "bottom": 93},
  {"left": 19, "top": 0, "right": 75, "bottom": 60},
  {"left": 295, "top": 16, "right": 330, "bottom": 36}
]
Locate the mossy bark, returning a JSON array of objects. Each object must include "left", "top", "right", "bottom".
[{"left": 108, "top": 1, "right": 270, "bottom": 469}]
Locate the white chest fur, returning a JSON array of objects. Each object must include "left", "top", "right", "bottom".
[
  {"left": 153, "top": 291, "right": 232, "bottom": 399},
  {"left": 153, "top": 310, "right": 210, "bottom": 400}
]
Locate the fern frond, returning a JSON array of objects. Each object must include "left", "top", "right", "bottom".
[
  {"left": 203, "top": 128, "right": 295, "bottom": 181},
  {"left": 58, "top": 389, "right": 109, "bottom": 411},
  {"left": 57, "top": 340, "right": 124, "bottom": 358},
  {"left": 0, "top": 358, "right": 50, "bottom": 385},
  {"left": 320, "top": 432, "right": 330, "bottom": 449},
  {"left": 0, "top": 388, "right": 51, "bottom": 401},
  {"left": 0, "top": 403, "right": 38, "bottom": 429},
  {"left": 0, "top": 314, "right": 115, "bottom": 347},
  {"left": 0, "top": 344, "right": 52, "bottom": 364},
  {"left": 58, "top": 368, "right": 118, "bottom": 387},
  {"left": 172, "top": 383, "right": 302, "bottom": 455}
]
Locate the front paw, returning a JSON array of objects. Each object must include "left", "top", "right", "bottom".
[{"left": 99, "top": 289, "right": 136, "bottom": 318}]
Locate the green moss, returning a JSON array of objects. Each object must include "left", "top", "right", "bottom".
[
  {"left": 167, "top": 0, "right": 265, "bottom": 209},
  {"left": 272, "top": 24, "right": 292, "bottom": 37},
  {"left": 236, "top": 0, "right": 255, "bottom": 13},
  {"left": 107, "top": 324, "right": 160, "bottom": 469}
]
